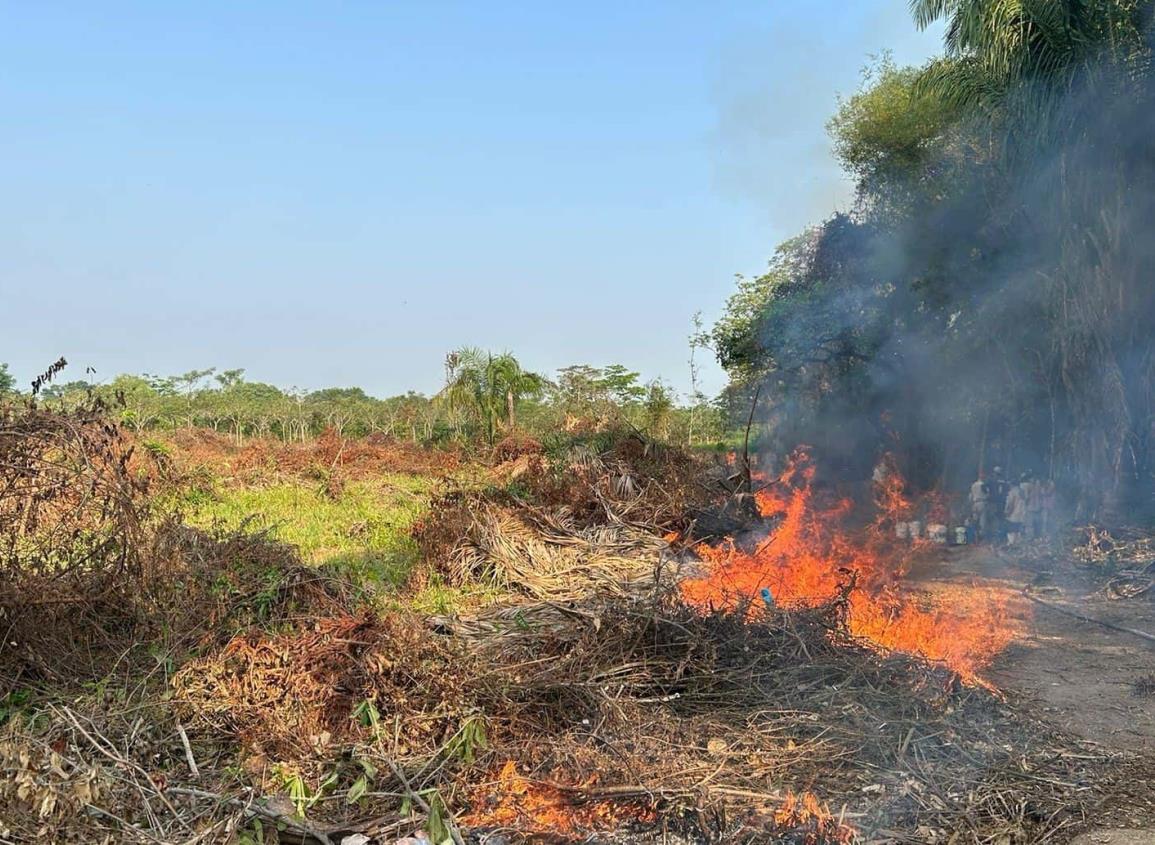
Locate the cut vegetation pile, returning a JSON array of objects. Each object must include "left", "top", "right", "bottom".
[
  {"left": 5, "top": 582, "right": 1139, "bottom": 843},
  {"left": 412, "top": 490, "right": 665, "bottom": 600},
  {"left": 412, "top": 429, "right": 709, "bottom": 601}
]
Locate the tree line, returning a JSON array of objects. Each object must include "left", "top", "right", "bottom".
[{"left": 0, "top": 352, "right": 727, "bottom": 450}]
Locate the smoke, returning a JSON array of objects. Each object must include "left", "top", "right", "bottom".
[{"left": 746, "top": 30, "right": 1155, "bottom": 521}]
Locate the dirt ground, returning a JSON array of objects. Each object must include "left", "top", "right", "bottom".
[{"left": 915, "top": 544, "right": 1155, "bottom": 840}]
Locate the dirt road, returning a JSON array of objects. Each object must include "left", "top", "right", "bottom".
[{"left": 916, "top": 545, "right": 1155, "bottom": 838}]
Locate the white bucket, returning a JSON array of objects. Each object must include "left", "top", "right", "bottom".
[
  {"left": 908, "top": 521, "right": 923, "bottom": 540},
  {"left": 928, "top": 523, "right": 948, "bottom": 544},
  {"left": 954, "top": 526, "right": 969, "bottom": 545},
  {"left": 895, "top": 522, "right": 910, "bottom": 539}
]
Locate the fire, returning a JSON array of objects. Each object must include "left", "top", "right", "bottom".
[
  {"left": 462, "top": 760, "right": 655, "bottom": 836},
  {"left": 682, "top": 448, "right": 1027, "bottom": 685},
  {"left": 871, "top": 451, "right": 912, "bottom": 532},
  {"left": 770, "top": 790, "right": 855, "bottom": 844}
]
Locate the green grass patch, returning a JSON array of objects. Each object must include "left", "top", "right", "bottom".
[{"left": 183, "top": 475, "right": 433, "bottom": 589}]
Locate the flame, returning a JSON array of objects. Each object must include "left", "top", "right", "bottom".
[
  {"left": 463, "top": 760, "right": 655, "bottom": 835},
  {"left": 682, "top": 448, "right": 1027, "bottom": 685},
  {"left": 871, "top": 451, "right": 912, "bottom": 532},
  {"left": 770, "top": 790, "right": 856, "bottom": 844}
]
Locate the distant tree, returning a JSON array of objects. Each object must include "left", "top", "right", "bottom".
[
  {"left": 554, "top": 363, "right": 644, "bottom": 425},
  {"left": 443, "top": 348, "right": 547, "bottom": 443},
  {"left": 39, "top": 380, "right": 95, "bottom": 403},
  {"left": 687, "top": 312, "right": 711, "bottom": 446},
  {"left": 215, "top": 368, "right": 246, "bottom": 389},
  {"left": 0, "top": 363, "right": 16, "bottom": 396},
  {"left": 643, "top": 379, "right": 676, "bottom": 440},
  {"left": 555, "top": 365, "right": 605, "bottom": 409},
  {"left": 599, "top": 365, "right": 645, "bottom": 404},
  {"left": 308, "top": 386, "right": 370, "bottom": 403},
  {"left": 109, "top": 374, "right": 164, "bottom": 431}
]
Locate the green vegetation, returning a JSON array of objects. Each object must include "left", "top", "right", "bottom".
[
  {"left": 183, "top": 475, "right": 433, "bottom": 588},
  {"left": 443, "top": 348, "right": 547, "bottom": 443},
  {"left": 26, "top": 345, "right": 727, "bottom": 450}
]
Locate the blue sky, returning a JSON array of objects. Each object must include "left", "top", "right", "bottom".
[{"left": 1, "top": 2, "right": 942, "bottom": 398}]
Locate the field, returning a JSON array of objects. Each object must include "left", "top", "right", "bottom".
[{"left": 3, "top": 406, "right": 1155, "bottom": 845}]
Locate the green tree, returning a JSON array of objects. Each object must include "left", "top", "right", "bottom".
[
  {"left": 643, "top": 379, "right": 676, "bottom": 440},
  {"left": 911, "top": 0, "right": 1149, "bottom": 114},
  {"left": 828, "top": 55, "right": 965, "bottom": 221},
  {"left": 443, "top": 348, "right": 547, "bottom": 443},
  {"left": 0, "top": 363, "right": 16, "bottom": 396}
]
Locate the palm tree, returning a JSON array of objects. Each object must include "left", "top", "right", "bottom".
[
  {"left": 442, "top": 348, "right": 547, "bottom": 443},
  {"left": 910, "top": 0, "right": 1149, "bottom": 113}
]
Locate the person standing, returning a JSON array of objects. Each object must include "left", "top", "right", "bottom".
[
  {"left": 990, "top": 466, "right": 1009, "bottom": 542},
  {"left": 969, "top": 472, "right": 991, "bottom": 541},
  {"left": 1005, "top": 475, "right": 1028, "bottom": 545},
  {"left": 1024, "top": 472, "right": 1043, "bottom": 539},
  {"left": 1040, "top": 478, "right": 1057, "bottom": 536}
]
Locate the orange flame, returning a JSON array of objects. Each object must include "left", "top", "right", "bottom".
[
  {"left": 770, "top": 790, "right": 856, "bottom": 844},
  {"left": 463, "top": 761, "right": 655, "bottom": 835},
  {"left": 871, "top": 451, "right": 912, "bottom": 532},
  {"left": 682, "top": 448, "right": 1026, "bottom": 685}
]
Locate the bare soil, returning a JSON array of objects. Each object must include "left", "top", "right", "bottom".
[{"left": 913, "top": 544, "right": 1155, "bottom": 838}]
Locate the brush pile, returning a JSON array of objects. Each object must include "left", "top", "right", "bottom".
[
  {"left": 489, "top": 428, "right": 705, "bottom": 532},
  {"left": 412, "top": 429, "right": 708, "bottom": 600},
  {"left": 1071, "top": 525, "right": 1155, "bottom": 601},
  {"left": 0, "top": 398, "right": 160, "bottom": 690},
  {"left": 1075, "top": 525, "right": 1155, "bottom": 569},
  {"left": 7, "top": 582, "right": 1141, "bottom": 843},
  {"left": 412, "top": 490, "right": 665, "bottom": 600}
]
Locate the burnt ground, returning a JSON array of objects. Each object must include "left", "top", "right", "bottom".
[{"left": 912, "top": 544, "right": 1155, "bottom": 841}]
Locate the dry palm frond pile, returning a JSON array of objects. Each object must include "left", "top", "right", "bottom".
[
  {"left": 413, "top": 430, "right": 709, "bottom": 601},
  {"left": 414, "top": 490, "right": 665, "bottom": 600}
]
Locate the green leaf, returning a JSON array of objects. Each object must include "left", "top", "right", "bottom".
[
  {"left": 357, "top": 758, "right": 379, "bottom": 780},
  {"left": 346, "top": 775, "right": 369, "bottom": 805}
]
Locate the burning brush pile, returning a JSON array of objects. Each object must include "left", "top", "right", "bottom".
[
  {"left": 137, "top": 585, "right": 1132, "bottom": 843},
  {"left": 682, "top": 449, "right": 1028, "bottom": 685}
]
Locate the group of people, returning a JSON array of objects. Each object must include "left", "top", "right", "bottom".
[{"left": 969, "top": 467, "right": 1056, "bottom": 545}]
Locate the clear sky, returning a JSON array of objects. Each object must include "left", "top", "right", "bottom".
[{"left": 1, "top": 2, "right": 943, "bottom": 398}]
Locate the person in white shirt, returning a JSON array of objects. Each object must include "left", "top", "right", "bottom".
[
  {"left": 1005, "top": 475, "right": 1029, "bottom": 545},
  {"left": 969, "top": 473, "right": 991, "bottom": 541}
]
